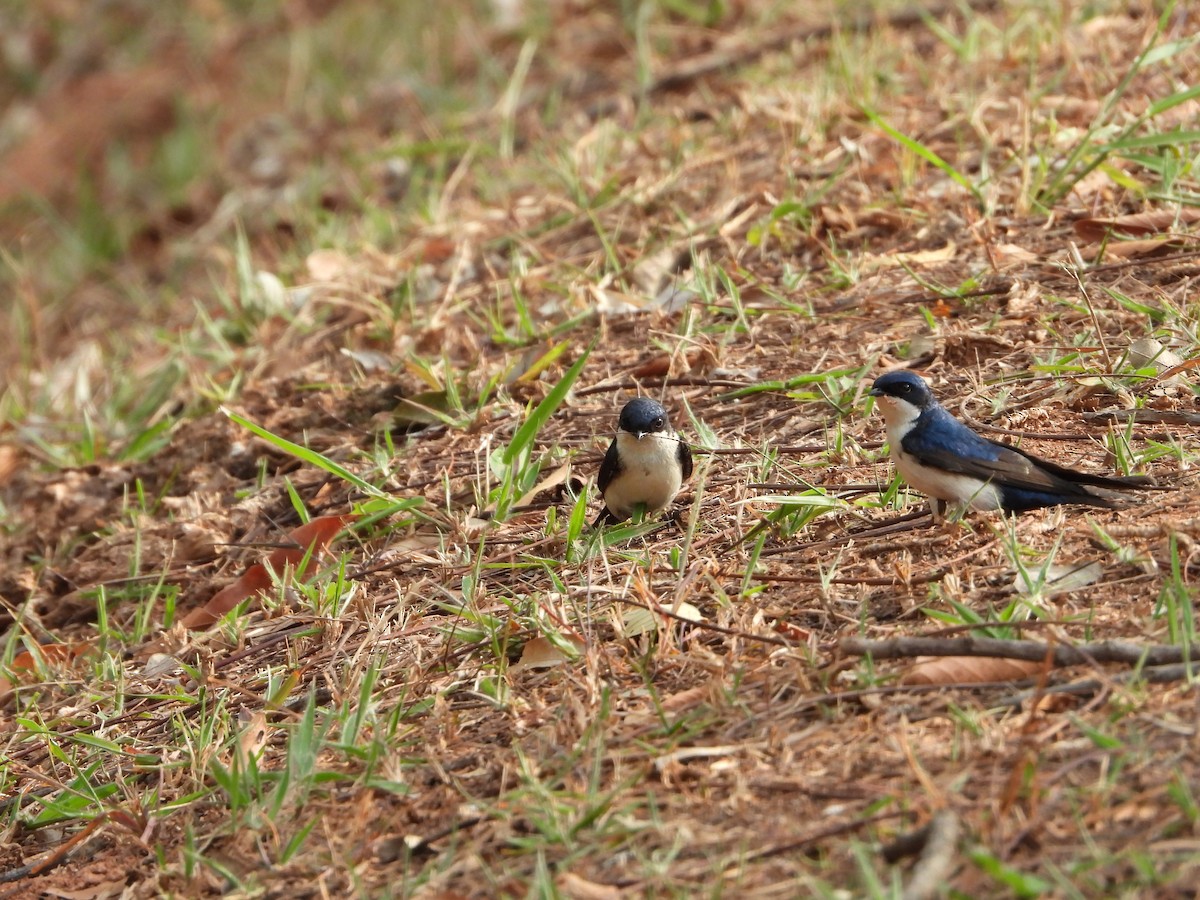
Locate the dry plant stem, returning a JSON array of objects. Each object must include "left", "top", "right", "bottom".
[
  {"left": 618, "top": 596, "right": 792, "bottom": 647},
  {"left": 900, "top": 810, "right": 961, "bottom": 900},
  {"left": 840, "top": 635, "right": 1199, "bottom": 668},
  {"left": 956, "top": 408, "right": 1116, "bottom": 442},
  {"left": 587, "top": 0, "right": 1000, "bottom": 117},
  {"left": 997, "top": 662, "right": 1200, "bottom": 708},
  {"left": 739, "top": 810, "right": 908, "bottom": 865},
  {"left": 1084, "top": 409, "right": 1200, "bottom": 427},
  {"left": 575, "top": 377, "right": 753, "bottom": 396},
  {"left": 1066, "top": 258, "right": 1112, "bottom": 368},
  {"left": 758, "top": 510, "right": 932, "bottom": 557},
  {"left": 0, "top": 811, "right": 140, "bottom": 888}
]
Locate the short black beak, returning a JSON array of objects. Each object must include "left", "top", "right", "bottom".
[{"left": 868, "top": 388, "right": 883, "bottom": 397}]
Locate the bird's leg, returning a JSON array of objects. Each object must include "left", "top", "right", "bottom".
[
  {"left": 930, "top": 498, "right": 971, "bottom": 530},
  {"left": 930, "top": 498, "right": 949, "bottom": 523}
]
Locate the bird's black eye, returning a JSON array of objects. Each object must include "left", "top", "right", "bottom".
[{"left": 654, "top": 417, "right": 664, "bottom": 429}]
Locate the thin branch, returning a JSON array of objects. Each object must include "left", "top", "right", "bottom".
[{"left": 840, "top": 635, "right": 1198, "bottom": 668}]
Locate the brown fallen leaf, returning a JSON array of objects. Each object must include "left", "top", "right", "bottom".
[
  {"left": 773, "top": 620, "right": 812, "bottom": 642},
  {"left": 510, "top": 633, "right": 586, "bottom": 671},
  {"left": 0, "top": 641, "right": 94, "bottom": 704},
  {"left": 557, "top": 871, "right": 624, "bottom": 900},
  {"left": 861, "top": 241, "right": 957, "bottom": 273},
  {"left": 181, "top": 513, "right": 359, "bottom": 629},
  {"left": 901, "top": 655, "right": 1042, "bottom": 685},
  {"left": 305, "top": 248, "right": 356, "bottom": 281},
  {"left": 1092, "top": 236, "right": 1197, "bottom": 260},
  {"left": 1074, "top": 208, "right": 1200, "bottom": 242},
  {"left": 41, "top": 878, "right": 131, "bottom": 900},
  {"left": 621, "top": 601, "right": 704, "bottom": 637},
  {"left": 628, "top": 347, "right": 716, "bottom": 378},
  {"left": 513, "top": 461, "right": 571, "bottom": 510},
  {"left": 235, "top": 711, "right": 271, "bottom": 766}
]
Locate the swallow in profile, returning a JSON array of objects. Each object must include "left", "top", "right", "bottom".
[
  {"left": 869, "top": 370, "right": 1152, "bottom": 517},
  {"left": 596, "top": 398, "right": 693, "bottom": 525}
]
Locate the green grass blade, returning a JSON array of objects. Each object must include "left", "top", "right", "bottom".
[
  {"left": 863, "top": 107, "right": 982, "bottom": 208},
  {"left": 222, "top": 408, "right": 390, "bottom": 500},
  {"left": 503, "top": 339, "right": 594, "bottom": 465}
]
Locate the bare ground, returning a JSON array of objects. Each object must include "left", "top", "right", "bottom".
[{"left": 2, "top": 1, "right": 1200, "bottom": 897}]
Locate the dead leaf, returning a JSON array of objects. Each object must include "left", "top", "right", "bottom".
[
  {"left": 1093, "top": 236, "right": 1196, "bottom": 260},
  {"left": 0, "top": 445, "right": 20, "bottom": 486},
  {"left": 42, "top": 881, "right": 130, "bottom": 900},
  {"left": 306, "top": 248, "right": 356, "bottom": 281},
  {"left": 993, "top": 243, "right": 1039, "bottom": 264},
  {"left": 419, "top": 237, "right": 457, "bottom": 264},
  {"left": 621, "top": 601, "right": 703, "bottom": 637},
  {"left": 773, "top": 620, "right": 812, "bottom": 642},
  {"left": 514, "top": 461, "right": 571, "bottom": 510},
  {"left": 902, "top": 656, "right": 1042, "bottom": 685},
  {"left": 1074, "top": 208, "right": 1200, "bottom": 242},
  {"left": 9, "top": 641, "right": 92, "bottom": 671},
  {"left": 1013, "top": 561, "right": 1104, "bottom": 598},
  {"left": 0, "top": 641, "right": 94, "bottom": 704},
  {"left": 629, "top": 347, "right": 716, "bottom": 379},
  {"left": 862, "top": 241, "right": 957, "bottom": 273},
  {"left": 181, "top": 514, "right": 358, "bottom": 629},
  {"left": 591, "top": 286, "right": 647, "bottom": 315},
  {"left": 1126, "top": 337, "right": 1185, "bottom": 373},
  {"left": 510, "top": 634, "right": 586, "bottom": 671},
  {"left": 558, "top": 871, "right": 623, "bottom": 900},
  {"left": 236, "top": 711, "right": 271, "bottom": 764}
]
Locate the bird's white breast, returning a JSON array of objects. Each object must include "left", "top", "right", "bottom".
[
  {"left": 876, "top": 395, "right": 1001, "bottom": 511},
  {"left": 603, "top": 431, "right": 684, "bottom": 519}
]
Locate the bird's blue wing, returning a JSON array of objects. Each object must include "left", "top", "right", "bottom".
[
  {"left": 596, "top": 438, "right": 621, "bottom": 494},
  {"left": 902, "top": 406, "right": 1134, "bottom": 498},
  {"left": 677, "top": 441, "right": 693, "bottom": 481},
  {"left": 900, "top": 407, "right": 1005, "bottom": 468}
]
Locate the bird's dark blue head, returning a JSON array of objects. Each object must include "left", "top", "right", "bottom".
[
  {"left": 618, "top": 397, "right": 669, "bottom": 437},
  {"left": 869, "top": 371, "right": 937, "bottom": 411}
]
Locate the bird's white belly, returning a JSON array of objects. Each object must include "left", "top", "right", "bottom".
[
  {"left": 892, "top": 447, "right": 1002, "bottom": 511},
  {"left": 604, "top": 434, "right": 683, "bottom": 518}
]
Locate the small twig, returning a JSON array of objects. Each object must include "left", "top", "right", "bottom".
[
  {"left": 1065, "top": 254, "right": 1112, "bottom": 369},
  {"left": 996, "top": 662, "right": 1200, "bottom": 709},
  {"left": 747, "top": 482, "right": 888, "bottom": 493},
  {"left": 586, "top": 0, "right": 998, "bottom": 117},
  {"left": 1082, "top": 409, "right": 1200, "bottom": 428},
  {"left": 574, "top": 377, "right": 753, "bottom": 397},
  {"left": 214, "top": 620, "right": 323, "bottom": 670},
  {"left": 1086, "top": 247, "right": 1200, "bottom": 274},
  {"left": 956, "top": 408, "right": 1106, "bottom": 443},
  {"left": 896, "top": 281, "right": 1014, "bottom": 306},
  {"left": 0, "top": 809, "right": 142, "bottom": 888},
  {"left": 840, "top": 635, "right": 1198, "bottom": 668},
  {"left": 741, "top": 810, "right": 907, "bottom": 864},
  {"left": 744, "top": 570, "right": 948, "bottom": 587},
  {"left": 757, "top": 509, "right": 932, "bottom": 556}
]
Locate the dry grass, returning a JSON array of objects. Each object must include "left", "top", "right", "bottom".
[{"left": 2, "top": 0, "right": 1200, "bottom": 896}]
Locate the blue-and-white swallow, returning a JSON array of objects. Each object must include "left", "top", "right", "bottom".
[
  {"left": 596, "top": 398, "right": 693, "bottom": 524},
  {"left": 869, "top": 370, "right": 1150, "bottom": 516}
]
